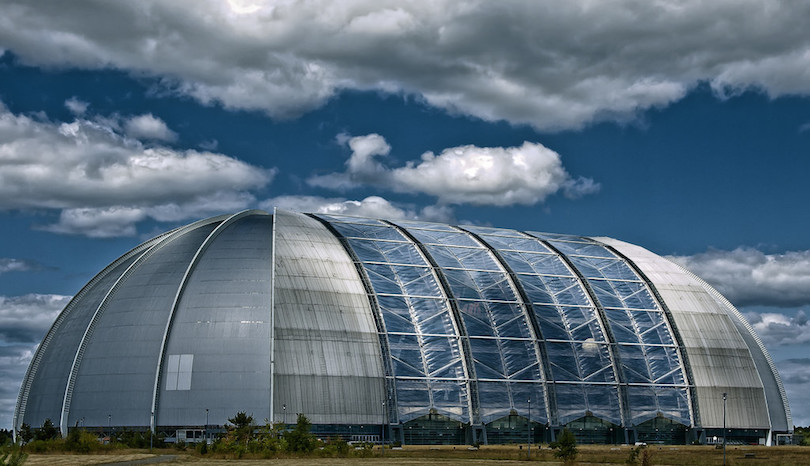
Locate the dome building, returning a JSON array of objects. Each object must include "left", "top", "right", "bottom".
[{"left": 14, "top": 209, "right": 792, "bottom": 445}]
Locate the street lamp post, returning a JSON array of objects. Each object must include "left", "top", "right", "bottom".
[
  {"left": 527, "top": 398, "right": 531, "bottom": 460},
  {"left": 382, "top": 399, "right": 386, "bottom": 456},
  {"left": 282, "top": 404, "right": 286, "bottom": 426},
  {"left": 722, "top": 392, "right": 727, "bottom": 466},
  {"left": 205, "top": 408, "right": 209, "bottom": 444},
  {"left": 108, "top": 414, "right": 111, "bottom": 442}
]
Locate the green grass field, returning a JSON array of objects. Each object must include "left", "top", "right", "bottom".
[{"left": 23, "top": 444, "right": 810, "bottom": 465}]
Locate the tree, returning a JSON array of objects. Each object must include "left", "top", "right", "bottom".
[
  {"left": 227, "top": 411, "right": 255, "bottom": 444},
  {"left": 34, "top": 419, "right": 59, "bottom": 441},
  {"left": 16, "top": 425, "right": 32, "bottom": 446},
  {"left": 284, "top": 414, "right": 315, "bottom": 452},
  {"left": 550, "top": 428, "right": 578, "bottom": 464}
]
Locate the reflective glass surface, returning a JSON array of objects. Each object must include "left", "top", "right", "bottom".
[
  {"left": 318, "top": 216, "right": 469, "bottom": 423},
  {"left": 535, "top": 234, "right": 691, "bottom": 426}
]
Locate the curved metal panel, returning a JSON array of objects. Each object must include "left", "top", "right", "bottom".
[
  {"left": 63, "top": 217, "right": 224, "bottom": 430},
  {"left": 15, "top": 234, "right": 167, "bottom": 433},
  {"left": 275, "top": 210, "right": 386, "bottom": 425},
  {"left": 154, "top": 210, "right": 273, "bottom": 428}
]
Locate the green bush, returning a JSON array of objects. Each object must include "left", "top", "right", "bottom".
[
  {"left": 550, "top": 428, "right": 578, "bottom": 464},
  {"left": 64, "top": 429, "right": 99, "bottom": 453},
  {"left": 284, "top": 414, "right": 316, "bottom": 453}
]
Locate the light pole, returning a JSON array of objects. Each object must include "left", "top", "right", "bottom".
[
  {"left": 722, "top": 392, "right": 727, "bottom": 466},
  {"left": 282, "top": 404, "right": 286, "bottom": 425},
  {"left": 527, "top": 398, "right": 531, "bottom": 460},
  {"left": 108, "top": 414, "right": 111, "bottom": 442},
  {"left": 382, "top": 399, "right": 386, "bottom": 456},
  {"left": 205, "top": 408, "right": 209, "bottom": 444}
]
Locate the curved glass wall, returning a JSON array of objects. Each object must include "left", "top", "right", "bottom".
[
  {"left": 393, "top": 221, "right": 547, "bottom": 425},
  {"left": 314, "top": 215, "right": 470, "bottom": 424},
  {"left": 533, "top": 233, "right": 692, "bottom": 427},
  {"left": 466, "top": 226, "right": 622, "bottom": 426}
]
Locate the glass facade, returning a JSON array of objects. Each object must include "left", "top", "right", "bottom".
[{"left": 316, "top": 215, "right": 692, "bottom": 434}]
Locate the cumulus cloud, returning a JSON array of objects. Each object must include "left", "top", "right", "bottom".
[
  {"left": 0, "top": 294, "right": 69, "bottom": 428},
  {"left": 64, "top": 97, "right": 89, "bottom": 116},
  {"left": 0, "top": 258, "right": 38, "bottom": 275},
  {"left": 309, "top": 134, "right": 598, "bottom": 205},
  {"left": 260, "top": 195, "right": 455, "bottom": 223},
  {"left": 0, "top": 344, "right": 34, "bottom": 429},
  {"left": 0, "top": 294, "right": 68, "bottom": 344},
  {"left": 0, "top": 103, "right": 275, "bottom": 236},
  {"left": 773, "top": 358, "right": 810, "bottom": 427},
  {"left": 2, "top": 1, "right": 810, "bottom": 129},
  {"left": 743, "top": 310, "right": 810, "bottom": 347},
  {"left": 123, "top": 113, "right": 178, "bottom": 142},
  {"left": 669, "top": 247, "right": 810, "bottom": 307}
]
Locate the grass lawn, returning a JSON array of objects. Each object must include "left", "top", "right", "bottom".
[{"left": 23, "top": 444, "right": 810, "bottom": 465}]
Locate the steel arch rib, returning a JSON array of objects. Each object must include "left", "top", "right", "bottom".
[
  {"left": 150, "top": 210, "right": 269, "bottom": 431},
  {"left": 458, "top": 226, "right": 556, "bottom": 425},
  {"left": 524, "top": 233, "right": 630, "bottom": 428},
  {"left": 596, "top": 241, "right": 700, "bottom": 429},
  {"left": 384, "top": 220, "right": 480, "bottom": 427},
  {"left": 14, "top": 232, "right": 167, "bottom": 436},
  {"left": 58, "top": 214, "right": 231, "bottom": 436}
]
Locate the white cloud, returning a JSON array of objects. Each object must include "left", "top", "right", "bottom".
[
  {"left": 123, "top": 113, "right": 178, "bottom": 142},
  {"left": 0, "top": 293, "right": 67, "bottom": 430},
  {"left": 773, "top": 358, "right": 810, "bottom": 427},
  {"left": 309, "top": 134, "right": 599, "bottom": 206},
  {"left": 64, "top": 97, "right": 88, "bottom": 116},
  {"left": 669, "top": 247, "right": 810, "bottom": 307},
  {"left": 0, "top": 294, "right": 68, "bottom": 344},
  {"left": 3, "top": 1, "right": 810, "bottom": 129},
  {"left": 0, "top": 103, "right": 275, "bottom": 236},
  {"left": 0, "top": 258, "right": 36, "bottom": 275},
  {"left": 744, "top": 310, "right": 810, "bottom": 346},
  {"left": 261, "top": 194, "right": 454, "bottom": 223}
]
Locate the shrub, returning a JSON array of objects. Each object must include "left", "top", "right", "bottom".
[
  {"left": 65, "top": 429, "right": 99, "bottom": 453},
  {"left": 284, "top": 414, "right": 316, "bottom": 453},
  {"left": 550, "top": 428, "right": 578, "bottom": 464}
]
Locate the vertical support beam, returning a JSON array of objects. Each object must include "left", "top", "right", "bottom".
[
  {"left": 269, "top": 208, "right": 277, "bottom": 425},
  {"left": 385, "top": 221, "right": 481, "bottom": 430},
  {"left": 151, "top": 210, "right": 264, "bottom": 431},
  {"left": 459, "top": 227, "right": 558, "bottom": 426},
  {"left": 597, "top": 241, "right": 701, "bottom": 430},
  {"left": 528, "top": 235, "right": 630, "bottom": 429}
]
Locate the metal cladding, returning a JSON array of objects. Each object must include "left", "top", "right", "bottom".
[{"left": 15, "top": 209, "right": 792, "bottom": 443}]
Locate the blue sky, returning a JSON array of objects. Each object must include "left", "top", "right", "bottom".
[{"left": 1, "top": 1, "right": 809, "bottom": 430}]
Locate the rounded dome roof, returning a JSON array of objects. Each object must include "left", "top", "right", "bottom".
[{"left": 15, "top": 209, "right": 791, "bottom": 441}]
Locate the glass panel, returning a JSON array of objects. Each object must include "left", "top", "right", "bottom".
[
  {"left": 470, "top": 338, "right": 505, "bottom": 378},
  {"left": 377, "top": 241, "right": 427, "bottom": 265},
  {"left": 363, "top": 263, "right": 406, "bottom": 295},
  {"left": 405, "top": 228, "right": 480, "bottom": 247},
  {"left": 329, "top": 221, "right": 408, "bottom": 241},
  {"left": 479, "top": 235, "right": 552, "bottom": 253},
  {"left": 347, "top": 238, "right": 387, "bottom": 263},
  {"left": 315, "top": 214, "right": 385, "bottom": 226},
  {"left": 463, "top": 225, "right": 525, "bottom": 237},
  {"left": 546, "top": 240, "right": 615, "bottom": 258},
  {"left": 392, "top": 265, "right": 443, "bottom": 297}
]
